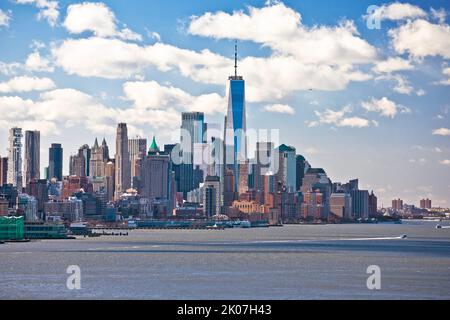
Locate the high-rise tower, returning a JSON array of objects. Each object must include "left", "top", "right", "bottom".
[
  {"left": 115, "top": 123, "right": 131, "bottom": 198},
  {"left": 24, "top": 130, "right": 40, "bottom": 185},
  {"left": 224, "top": 42, "right": 247, "bottom": 192},
  {"left": 7, "top": 127, "right": 23, "bottom": 191},
  {"left": 48, "top": 143, "right": 63, "bottom": 181}
]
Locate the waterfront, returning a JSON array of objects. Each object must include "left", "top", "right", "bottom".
[{"left": 1, "top": 220, "right": 449, "bottom": 300}]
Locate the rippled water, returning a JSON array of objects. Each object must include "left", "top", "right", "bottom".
[{"left": 1, "top": 220, "right": 449, "bottom": 299}]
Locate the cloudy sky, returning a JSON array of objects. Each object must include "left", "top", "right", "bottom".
[{"left": 0, "top": 0, "right": 449, "bottom": 207}]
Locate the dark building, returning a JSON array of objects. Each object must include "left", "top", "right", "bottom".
[
  {"left": 350, "top": 189, "right": 369, "bottom": 219},
  {"left": 26, "top": 179, "right": 49, "bottom": 216},
  {"left": 48, "top": 143, "right": 63, "bottom": 181},
  {"left": 369, "top": 191, "right": 378, "bottom": 217},
  {"left": 0, "top": 184, "right": 18, "bottom": 209},
  {"left": 296, "top": 155, "right": 306, "bottom": 191},
  {"left": 0, "top": 157, "right": 7, "bottom": 186},
  {"left": 24, "top": 130, "right": 40, "bottom": 184}
]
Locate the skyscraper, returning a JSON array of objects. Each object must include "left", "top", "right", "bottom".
[
  {"left": 351, "top": 190, "right": 369, "bottom": 219},
  {"left": 128, "top": 137, "right": 147, "bottom": 183},
  {"left": 0, "top": 156, "right": 7, "bottom": 186},
  {"left": 24, "top": 130, "right": 40, "bottom": 185},
  {"left": 79, "top": 144, "right": 91, "bottom": 177},
  {"left": 115, "top": 123, "right": 131, "bottom": 198},
  {"left": 276, "top": 144, "right": 296, "bottom": 192},
  {"left": 203, "top": 176, "right": 221, "bottom": 217},
  {"left": 224, "top": 43, "right": 247, "bottom": 192},
  {"left": 48, "top": 143, "right": 63, "bottom": 181},
  {"left": 369, "top": 191, "right": 378, "bottom": 217},
  {"left": 296, "top": 155, "right": 306, "bottom": 192},
  {"left": 90, "top": 138, "right": 109, "bottom": 178},
  {"left": 179, "top": 112, "right": 206, "bottom": 197},
  {"left": 7, "top": 127, "right": 23, "bottom": 190},
  {"left": 140, "top": 137, "right": 171, "bottom": 200}
]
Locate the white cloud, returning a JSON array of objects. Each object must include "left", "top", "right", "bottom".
[
  {"left": 309, "top": 106, "right": 370, "bottom": 128},
  {"left": 389, "top": 19, "right": 450, "bottom": 59},
  {"left": 440, "top": 159, "right": 450, "bottom": 166},
  {"left": 362, "top": 97, "right": 409, "bottom": 118},
  {"left": 372, "top": 57, "right": 414, "bottom": 74},
  {"left": 146, "top": 30, "right": 161, "bottom": 42},
  {"left": 366, "top": 2, "right": 427, "bottom": 21},
  {"left": 431, "top": 8, "right": 446, "bottom": 24},
  {"left": 51, "top": 37, "right": 230, "bottom": 81},
  {"left": 439, "top": 67, "right": 450, "bottom": 85},
  {"left": 64, "top": 2, "right": 142, "bottom": 41},
  {"left": 51, "top": 2, "right": 376, "bottom": 103},
  {"left": 122, "top": 80, "right": 226, "bottom": 115},
  {"left": 25, "top": 51, "right": 54, "bottom": 72},
  {"left": 263, "top": 104, "right": 295, "bottom": 114},
  {"left": 0, "top": 76, "right": 56, "bottom": 93},
  {"left": 0, "top": 61, "right": 22, "bottom": 76},
  {"left": 433, "top": 128, "right": 450, "bottom": 136},
  {"left": 0, "top": 9, "right": 12, "bottom": 27},
  {"left": 15, "top": 0, "right": 59, "bottom": 27},
  {"left": 188, "top": 2, "right": 377, "bottom": 65},
  {"left": 376, "top": 74, "right": 419, "bottom": 95}
]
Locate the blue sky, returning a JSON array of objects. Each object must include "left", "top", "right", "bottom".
[{"left": 0, "top": 0, "right": 449, "bottom": 207}]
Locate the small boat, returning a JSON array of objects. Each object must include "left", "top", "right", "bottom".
[
  {"left": 401, "top": 234, "right": 408, "bottom": 239},
  {"left": 436, "top": 224, "right": 442, "bottom": 229}
]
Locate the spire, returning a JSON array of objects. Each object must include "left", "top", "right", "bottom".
[
  {"left": 234, "top": 40, "right": 238, "bottom": 77},
  {"left": 102, "top": 137, "right": 107, "bottom": 146},
  {"left": 93, "top": 137, "right": 99, "bottom": 149},
  {"left": 148, "top": 135, "right": 160, "bottom": 155}
]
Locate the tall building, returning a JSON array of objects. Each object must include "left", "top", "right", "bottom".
[
  {"left": 140, "top": 137, "right": 173, "bottom": 213},
  {"left": 330, "top": 193, "right": 352, "bottom": 220},
  {"left": 369, "top": 191, "right": 378, "bottom": 217},
  {"left": 179, "top": 112, "right": 206, "bottom": 197},
  {"left": 351, "top": 190, "right": 369, "bottom": 219},
  {"left": 296, "top": 155, "right": 306, "bottom": 192},
  {"left": 276, "top": 144, "right": 296, "bottom": 192},
  {"left": 104, "top": 160, "right": 115, "bottom": 201},
  {"left": 115, "top": 123, "right": 131, "bottom": 198},
  {"left": 69, "top": 147, "right": 87, "bottom": 177},
  {"left": 420, "top": 198, "right": 432, "bottom": 209},
  {"left": 79, "top": 144, "right": 91, "bottom": 177},
  {"left": 128, "top": 137, "right": 147, "bottom": 183},
  {"left": 253, "top": 142, "right": 274, "bottom": 192},
  {"left": 48, "top": 143, "right": 63, "bottom": 181},
  {"left": 224, "top": 43, "right": 247, "bottom": 192},
  {"left": 203, "top": 175, "right": 221, "bottom": 217},
  {"left": 24, "top": 130, "right": 40, "bottom": 185},
  {"left": 90, "top": 138, "right": 109, "bottom": 177},
  {"left": 26, "top": 179, "right": 48, "bottom": 217},
  {"left": 7, "top": 127, "right": 23, "bottom": 191},
  {"left": 392, "top": 198, "right": 403, "bottom": 211},
  {"left": 0, "top": 157, "right": 7, "bottom": 186}
]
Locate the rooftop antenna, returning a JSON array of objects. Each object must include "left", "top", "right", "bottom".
[{"left": 234, "top": 40, "right": 238, "bottom": 77}]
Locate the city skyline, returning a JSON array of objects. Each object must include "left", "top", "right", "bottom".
[{"left": 1, "top": 0, "right": 450, "bottom": 207}]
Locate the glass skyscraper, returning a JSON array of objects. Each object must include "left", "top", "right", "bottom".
[{"left": 224, "top": 44, "right": 247, "bottom": 192}]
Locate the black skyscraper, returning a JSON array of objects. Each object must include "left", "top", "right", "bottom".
[{"left": 49, "top": 143, "right": 63, "bottom": 181}]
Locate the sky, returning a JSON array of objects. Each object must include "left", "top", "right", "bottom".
[{"left": 0, "top": 0, "right": 449, "bottom": 207}]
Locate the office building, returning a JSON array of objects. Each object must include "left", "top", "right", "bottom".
[
  {"left": 48, "top": 143, "right": 63, "bottom": 181},
  {"left": 24, "top": 130, "right": 40, "bottom": 185},
  {"left": 115, "top": 123, "right": 131, "bottom": 198},
  {"left": 224, "top": 44, "right": 247, "bottom": 192},
  {"left": 7, "top": 127, "right": 23, "bottom": 190}
]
